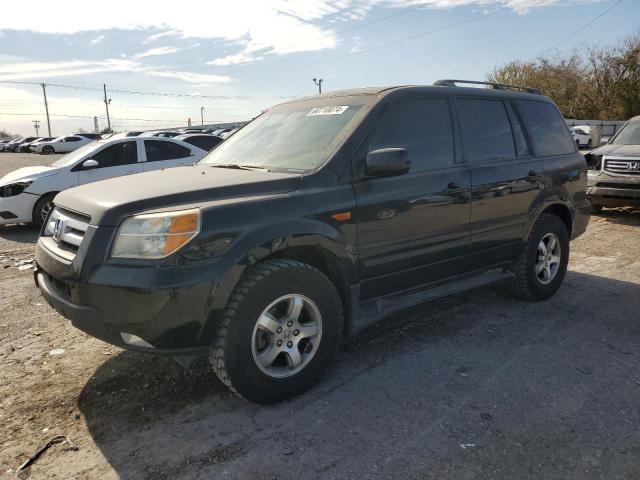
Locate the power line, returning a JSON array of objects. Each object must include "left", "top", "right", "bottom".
[
  {"left": 0, "top": 80, "right": 292, "bottom": 100},
  {"left": 539, "top": 0, "right": 624, "bottom": 56},
  {"left": 284, "top": 9, "right": 501, "bottom": 73}
]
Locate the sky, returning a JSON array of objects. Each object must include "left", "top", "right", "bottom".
[{"left": 0, "top": 0, "right": 637, "bottom": 136}]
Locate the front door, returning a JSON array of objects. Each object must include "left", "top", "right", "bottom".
[
  {"left": 354, "top": 97, "right": 472, "bottom": 300},
  {"left": 76, "top": 140, "right": 143, "bottom": 185}
]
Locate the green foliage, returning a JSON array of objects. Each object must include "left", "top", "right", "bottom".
[{"left": 488, "top": 33, "right": 640, "bottom": 120}]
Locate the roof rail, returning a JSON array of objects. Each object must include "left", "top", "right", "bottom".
[{"left": 433, "top": 79, "right": 541, "bottom": 95}]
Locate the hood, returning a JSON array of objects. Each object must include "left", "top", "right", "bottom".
[
  {"left": 0, "top": 166, "right": 57, "bottom": 185},
  {"left": 588, "top": 144, "right": 640, "bottom": 157},
  {"left": 54, "top": 165, "right": 302, "bottom": 226}
]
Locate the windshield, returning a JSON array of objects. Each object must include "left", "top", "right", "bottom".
[
  {"left": 611, "top": 119, "right": 640, "bottom": 145},
  {"left": 51, "top": 142, "right": 104, "bottom": 168},
  {"left": 200, "top": 98, "right": 372, "bottom": 173}
]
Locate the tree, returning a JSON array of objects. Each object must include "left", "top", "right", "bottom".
[
  {"left": 0, "top": 129, "right": 18, "bottom": 138},
  {"left": 488, "top": 33, "right": 640, "bottom": 120}
]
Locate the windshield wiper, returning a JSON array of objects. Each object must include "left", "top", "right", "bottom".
[{"left": 211, "top": 164, "right": 270, "bottom": 172}]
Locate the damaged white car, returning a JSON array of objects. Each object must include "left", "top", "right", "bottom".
[{"left": 0, "top": 137, "right": 207, "bottom": 227}]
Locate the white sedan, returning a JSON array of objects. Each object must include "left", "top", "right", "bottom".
[
  {"left": 0, "top": 137, "right": 207, "bottom": 227},
  {"left": 31, "top": 135, "right": 93, "bottom": 154}
]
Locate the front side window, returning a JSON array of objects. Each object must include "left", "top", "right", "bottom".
[
  {"left": 65, "top": 136, "right": 81, "bottom": 142},
  {"left": 518, "top": 100, "right": 575, "bottom": 156},
  {"left": 371, "top": 98, "right": 455, "bottom": 172},
  {"left": 90, "top": 141, "right": 138, "bottom": 168},
  {"left": 144, "top": 140, "right": 192, "bottom": 162},
  {"left": 457, "top": 98, "right": 516, "bottom": 163},
  {"left": 610, "top": 119, "right": 640, "bottom": 145},
  {"left": 200, "top": 99, "right": 372, "bottom": 173}
]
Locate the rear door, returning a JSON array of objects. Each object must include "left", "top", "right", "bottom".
[
  {"left": 456, "top": 96, "right": 544, "bottom": 265},
  {"left": 75, "top": 140, "right": 143, "bottom": 184},
  {"left": 353, "top": 96, "right": 472, "bottom": 300},
  {"left": 142, "top": 139, "right": 196, "bottom": 171}
]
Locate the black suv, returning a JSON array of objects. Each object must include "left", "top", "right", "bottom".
[
  {"left": 34, "top": 81, "right": 590, "bottom": 403},
  {"left": 585, "top": 115, "right": 640, "bottom": 211}
]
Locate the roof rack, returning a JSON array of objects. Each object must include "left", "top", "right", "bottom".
[{"left": 433, "top": 79, "right": 541, "bottom": 95}]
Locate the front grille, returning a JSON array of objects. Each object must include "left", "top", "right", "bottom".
[
  {"left": 44, "top": 207, "right": 90, "bottom": 254},
  {"left": 596, "top": 182, "right": 640, "bottom": 190},
  {"left": 604, "top": 158, "right": 640, "bottom": 175}
]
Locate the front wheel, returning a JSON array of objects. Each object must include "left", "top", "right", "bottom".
[
  {"left": 32, "top": 193, "right": 56, "bottom": 229},
  {"left": 510, "top": 214, "right": 570, "bottom": 301},
  {"left": 210, "top": 259, "right": 343, "bottom": 404},
  {"left": 42, "top": 145, "right": 54, "bottom": 155}
]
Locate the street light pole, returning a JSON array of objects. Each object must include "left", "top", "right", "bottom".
[
  {"left": 312, "top": 78, "right": 323, "bottom": 94},
  {"left": 32, "top": 120, "right": 40, "bottom": 136},
  {"left": 201, "top": 107, "right": 204, "bottom": 126}
]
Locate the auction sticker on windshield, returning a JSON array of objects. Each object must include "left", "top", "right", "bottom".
[{"left": 306, "top": 106, "right": 349, "bottom": 116}]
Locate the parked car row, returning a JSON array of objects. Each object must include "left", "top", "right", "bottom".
[{"left": 2, "top": 127, "right": 234, "bottom": 156}]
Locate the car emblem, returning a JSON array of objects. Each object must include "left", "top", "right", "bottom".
[
  {"left": 629, "top": 162, "right": 640, "bottom": 172},
  {"left": 52, "top": 218, "right": 64, "bottom": 242}
]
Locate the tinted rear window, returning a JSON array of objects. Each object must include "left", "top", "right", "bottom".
[
  {"left": 518, "top": 100, "right": 575, "bottom": 156},
  {"left": 457, "top": 98, "right": 515, "bottom": 162}
]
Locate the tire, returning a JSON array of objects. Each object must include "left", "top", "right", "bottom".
[
  {"left": 32, "top": 193, "right": 57, "bottom": 229},
  {"left": 510, "top": 213, "right": 570, "bottom": 301},
  {"left": 591, "top": 204, "right": 603, "bottom": 213},
  {"left": 587, "top": 139, "right": 592, "bottom": 148},
  {"left": 42, "top": 145, "right": 54, "bottom": 155},
  {"left": 210, "top": 259, "right": 343, "bottom": 404}
]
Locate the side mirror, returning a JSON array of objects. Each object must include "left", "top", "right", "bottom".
[
  {"left": 82, "top": 159, "right": 99, "bottom": 169},
  {"left": 365, "top": 148, "right": 410, "bottom": 178}
]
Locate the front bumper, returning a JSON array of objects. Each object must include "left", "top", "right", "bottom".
[
  {"left": 0, "top": 192, "right": 38, "bottom": 225},
  {"left": 34, "top": 233, "right": 219, "bottom": 356},
  {"left": 587, "top": 171, "right": 640, "bottom": 207}
]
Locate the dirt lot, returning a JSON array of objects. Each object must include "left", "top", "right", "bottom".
[{"left": 1, "top": 152, "right": 639, "bottom": 479}]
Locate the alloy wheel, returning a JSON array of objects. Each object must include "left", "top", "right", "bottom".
[
  {"left": 535, "top": 232, "right": 561, "bottom": 285},
  {"left": 251, "top": 294, "right": 322, "bottom": 378}
]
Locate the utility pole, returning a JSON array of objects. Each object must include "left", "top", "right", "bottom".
[
  {"left": 200, "top": 107, "right": 204, "bottom": 126},
  {"left": 41, "top": 83, "right": 51, "bottom": 137},
  {"left": 103, "top": 84, "right": 112, "bottom": 132},
  {"left": 312, "top": 78, "right": 323, "bottom": 94},
  {"left": 32, "top": 120, "right": 40, "bottom": 136}
]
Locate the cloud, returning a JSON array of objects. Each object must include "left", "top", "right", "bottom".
[
  {"left": 207, "top": 52, "right": 264, "bottom": 66},
  {"left": 145, "top": 70, "right": 232, "bottom": 84},
  {"left": 133, "top": 46, "right": 180, "bottom": 59},
  {"left": 90, "top": 34, "right": 105, "bottom": 45},
  {"left": 0, "top": 59, "right": 142, "bottom": 81}
]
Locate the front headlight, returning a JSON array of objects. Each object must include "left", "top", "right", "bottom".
[
  {"left": 112, "top": 209, "right": 200, "bottom": 259},
  {"left": 0, "top": 181, "right": 33, "bottom": 198}
]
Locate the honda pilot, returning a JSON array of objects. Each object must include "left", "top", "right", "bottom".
[{"left": 34, "top": 80, "right": 591, "bottom": 404}]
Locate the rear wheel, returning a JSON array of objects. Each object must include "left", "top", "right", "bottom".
[
  {"left": 510, "top": 214, "right": 569, "bottom": 301},
  {"left": 210, "top": 259, "right": 343, "bottom": 404},
  {"left": 42, "top": 145, "right": 54, "bottom": 155},
  {"left": 32, "top": 193, "right": 56, "bottom": 229}
]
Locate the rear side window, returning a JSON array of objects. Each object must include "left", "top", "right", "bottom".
[
  {"left": 457, "top": 98, "right": 515, "bottom": 162},
  {"left": 371, "top": 98, "right": 455, "bottom": 172},
  {"left": 184, "top": 135, "right": 223, "bottom": 151},
  {"left": 144, "top": 140, "right": 192, "bottom": 162},
  {"left": 518, "top": 100, "right": 575, "bottom": 156},
  {"left": 91, "top": 141, "right": 138, "bottom": 167}
]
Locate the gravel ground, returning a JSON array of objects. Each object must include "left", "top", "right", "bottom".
[{"left": 1, "top": 152, "right": 639, "bottom": 479}]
